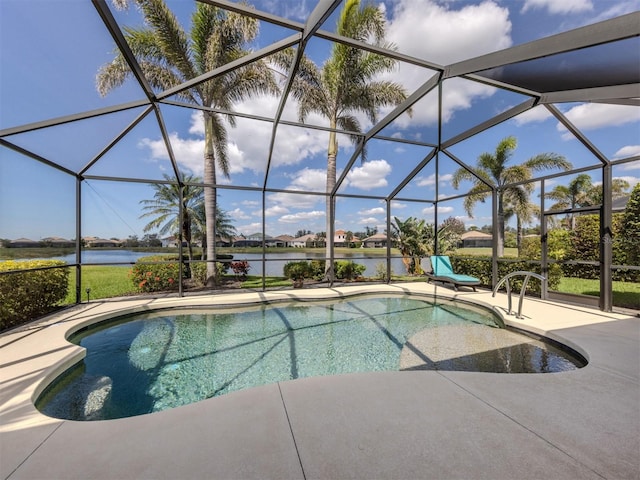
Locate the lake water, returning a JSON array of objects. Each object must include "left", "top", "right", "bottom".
[{"left": 46, "top": 250, "right": 408, "bottom": 277}]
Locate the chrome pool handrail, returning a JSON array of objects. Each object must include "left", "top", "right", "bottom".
[{"left": 492, "top": 271, "right": 546, "bottom": 319}]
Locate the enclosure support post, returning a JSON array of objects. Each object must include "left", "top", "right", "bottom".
[
  {"left": 178, "top": 182, "right": 184, "bottom": 298},
  {"left": 491, "top": 188, "right": 499, "bottom": 288},
  {"left": 540, "top": 179, "right": 548, "bottom": 300},
  {"left": 75, "top": 177, "right": 82, "bottom": 304},
  {"left": 386, "top": 198, "right": 391, "bottom": 284},
  {"left": 600, "top": 163, "right": 613, "bottom": 311}
]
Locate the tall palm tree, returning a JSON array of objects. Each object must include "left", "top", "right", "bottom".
[
  {"left": 97, "top": 0, "right": 278, "bottom": 286},
  {"left": 140, "top": 173, "right": 204, "bottom": 275},
  {"left": 452, "top": 136, "right": 571, "bottom": 257},
  {"left": 278, "top": 0, "right": 408, "bottom": 281}
]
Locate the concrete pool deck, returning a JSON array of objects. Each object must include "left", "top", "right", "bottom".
[{"left": 1, "top": 283, "right": 638, "bottom": 479}]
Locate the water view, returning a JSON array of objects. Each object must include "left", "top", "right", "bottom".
[{"left": 39, "top": 250, "right": 407, "bottom": 278}]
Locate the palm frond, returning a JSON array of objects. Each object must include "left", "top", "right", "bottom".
[{"left": 136, "top": 0, "right": 197, "bottom": 82}]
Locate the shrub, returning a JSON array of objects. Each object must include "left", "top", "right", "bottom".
[
  {"left": 130, "top": 256, "right": 183, "bottom": 293},
  {"left": 309, "top": 260, "right": 326, "bottom": 280},
  {"left": 0, "top": 260, "right": 69, "bottom": 330},
  {"left": 563, "top": 213, "right": 638, "bottom": 282},
  {"left": 283, "top": 261, "right": 312, "bottom": 281},
  {"left": 230, "top": 260, "right": 251, "bottom": 279},
  {"left": 334, "top": 260, "right": 366, "bottom": 280},
  {"left": 450, "top": 256, "right": 561, "bottom": 294},
  {"left": 375, "top": 261, "right": 391, "bottom": 281},
  {"left": 190, "top": 261, "right": 226, "bottom": 287}
]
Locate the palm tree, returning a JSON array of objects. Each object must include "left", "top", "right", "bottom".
[
  {"left": 191, "top": 202, "right": 237, "bottom": 259},
  {"left": 544, "top": 173, "right": 593, "bottom": 230},
  {"left": 97, "top": 0, "right": 278, "bottom": 286},
  {"left": 584, "top": 178, "right": 630, "bottom": 206},
  {"left": 278, "top": 0, "right": 409, "bottom": 281},
  {"left": 140, "top": 173, "right": 204, "bottom": 275},
  {"left": 345, "top": 231, "right": 354, "bottom": 247},
  {"left": 392, "top": 217, "right": 427, "bottom": 274},
  {"left": 504, "top": 199, "right": 540, "bottom": 256},
  {"left": 452, "top": 136, "right": 571, "bottom": 257}
]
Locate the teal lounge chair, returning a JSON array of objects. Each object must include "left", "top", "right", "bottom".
[{"left": 425, "top": 255, "right": 481, "bottom": 291}]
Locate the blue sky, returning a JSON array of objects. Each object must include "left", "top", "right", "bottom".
[{"left": 1, "top": 0, "right": 639, "bottom": 241}]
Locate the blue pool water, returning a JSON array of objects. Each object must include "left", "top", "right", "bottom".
[{"left": 37, "top": 295, "right": 585, "bottom": 421}]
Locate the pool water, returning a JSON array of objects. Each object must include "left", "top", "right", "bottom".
[{"left": 37, "top": 296, "right": 585, "bottom": 421}]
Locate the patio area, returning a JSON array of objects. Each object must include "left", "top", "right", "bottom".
[{"left": 1, "top": 283, "right": 638, "bottom": 479}]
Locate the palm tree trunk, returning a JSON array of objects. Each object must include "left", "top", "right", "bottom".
[
  {"left": 325, "top": 125, "right": 338, "bottom": 282},
  {"left": 204, "top": 113, "right": 218, "bottom": 287},
  {"left": 182, "top": 201, "right": 194, "bottom": 278}
]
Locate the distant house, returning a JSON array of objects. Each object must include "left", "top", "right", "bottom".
[
  {"left": 291, "top": 234, "right": 319, "bottom": 248},
  {"left": 362, "top": 233, "right": 389, "bottom": 248},
  {"left": 460, "top": 231, "right": 492, "bottom": 248},
  {"left": 162, "top": 236, "right": 179, "bottom": 248},
  {"left": 333, "top": 230, "right": 359, "bottom": 247},
  {"left": 85, "top": 238, "right": 122, "bottom": 248},
  {"left": 274, "top": 235, "right": 294, "bottom": 247},
  {"left": 233, "top": 233, "right": 279, "bottom": 247},
  {"left": 9, "top": 238, "right": 39, "bottom": 248},
  {"left": 41, "top": 236, "right": 74, "bottom": 248}
]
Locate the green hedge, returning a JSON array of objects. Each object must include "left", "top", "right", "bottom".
[
  {"left": 449, "top": 256, "right": 561, "bottom": 294},
  {"left": 0, "top": 260, "right": 69, "bottom": 330}
]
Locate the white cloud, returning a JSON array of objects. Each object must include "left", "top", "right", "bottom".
[
  {"left": 416, "top": 173, "right": 453, "bottom": 187},
  {"left": 236, "top": 222, "right": 262, "bottom": 235},
  {"left": 558, "top": 104, "right": 640, "bottom": 140},
  {"left": 262, "top": 205, "right": 290, "bottom": 217},
  {"left": 285, "top": 168, "right": 327, "bottom": 192},
  {"left": 390, "top": 201, "right": 407, "bottom": 209},
  {"left": 616, "top": 175, "right": 640, "bottom": 188},
  {"left": 422, "top": 205, "right": 455, "bottom": 215},
  {"left": 346, "top": 159, "right": 392, "bottom": 190},
  {"left": 268, "top": 191, "right": 323, "bottom": 210},
  {"left": 358, "top": 217, "right": 380, "bottom": 225},
  {"left": 140, "top": 96, "right": 329, "bottom": 178},
  {"left": 228, "top": 208, "right": 252, "bottom": 221},
  {"left": 513, "top": 105, "right": 554, "bottom": 126},
  {"left": 613, "top": 145, "right": 640, "bottom": 160},
  {"left": 383, "top": 0, "right": 511, "bottom": 127},
  {"left": 358, "top": 207, "right": 385, "bottom": 216},
  {"left": 278, "top": 211, "right": 325, "bottom": 224},
  {"left": 522, "top": 0, "right": 593, "bottom": 14},
  {"left": 387, "top": 0, "right": 512, "bottom": 65},
  {"left": 621, "top": 160, "right": 640, "bottom": 171}
]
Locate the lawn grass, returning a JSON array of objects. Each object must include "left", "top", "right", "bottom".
[
  {"left": 557, "top": 277, "right": 640, "bottom": 310},
  {"left": 64, "top": 266, "right": 136, "bottom": 304}
]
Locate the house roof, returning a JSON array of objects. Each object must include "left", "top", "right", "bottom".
[
  {"left": 461, "top": 231, "right": 492, "bottom": 240},
  {"left": 363, "top": 234, "right": 388, "bottom": 241},
  {"left": 293, "top": 234, "right": 317, "bottom": 242},
  {"left": 10, "top": 237, "right": 37, "bottom": 244}
]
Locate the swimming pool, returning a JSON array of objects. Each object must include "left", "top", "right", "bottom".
[{"left": 37, "top": 295, "right": 585, "bottom": 421}]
